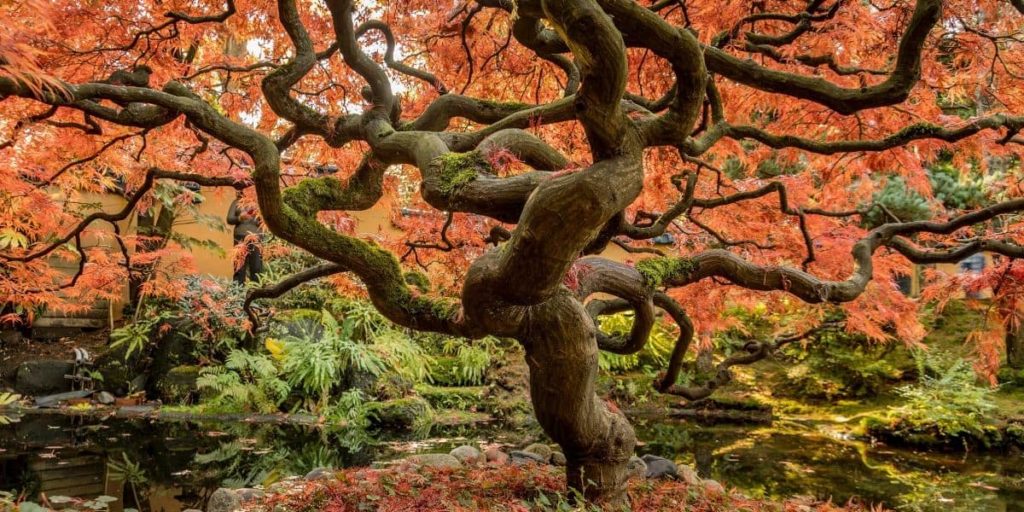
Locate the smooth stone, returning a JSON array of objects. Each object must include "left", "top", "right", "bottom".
[
  {"left": 627, "top": 456, "right": 647, "bottom": 480},
  {"left": 703, "top": 479, "right": 725, "bottom": 496},
  {"left": 449, "top": 445, "right": 482, "bottom": 465},
  {"left": 34, "top": 389, "right": 92, "bottom": 408},
  {"left": 96, "top": 391, "right": 115, "bottom": 405},
  {"left": 129, "top": 374, "right": 148, "bottom": 393},
  {"left": 550, "top": 451, "right": 566, "bottom": 466},
  {"left": 404, "top": 453, "right": 463, "bottom": 469},
  {"left": 206, "top": 488, "right": 241, "bottom": 512},
  {"left": 304, "top": 467, "right": 336, "bottom": 481},
  {"left": 522, "top": 443, "right": 552, "bottom": 463},
  {"left": 510, "top": 450, "right": 547, "bottom": 466},
  {"left": 679, "top": 465, "right": 701, "bottom": 486},
  {"left": 641, "top": 454, "right": 679, "bottom": 479},
  {"left": 237, "top": 488, "right": 265, "bottom": 502},
  {"left": 484, "top": 447, "right": 509, "bottom": 466}
]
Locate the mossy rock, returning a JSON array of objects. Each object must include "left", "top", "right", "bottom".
[
  {"left": 864, "top": 416, "right": 1006, "bottom": 450},
  {"left": 270, "top": 309, "right": 323, "bottom": 339},
  {"left": 148, "top": 328, "right": 198, "bottom": 390},
  {"left": 154, "top": 365, "right": 201, "bottom": 404},
  {"left": 94, "top": 342, "right": 148, "bottom": 396},
  {"left": 433, "top": 409, "right": 493, "bottom": 426},
  {"left": 482, "top": 350, "right": 533, "bottom": 427},
  {"left": 342, "top": 367, "right": 378, "bottom": 395},
  {"left": 680, "top": 395, "right": 771, "bottom": 413},
  {"left": 414, "top": 383, "right": 487, "bottom": 409},
  {"left": 1006, "top": 423, "right": 1024, "bottom": 447},
  {"left": 374, "top": 373, "right": 415, "bottom": 400},
  {"left": 366, "top": 396, "right": 432, "bottom": 431}
]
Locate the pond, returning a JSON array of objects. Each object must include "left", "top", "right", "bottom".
[{"left": 0, "top": 411, "right": 1022, "bottom": 512}]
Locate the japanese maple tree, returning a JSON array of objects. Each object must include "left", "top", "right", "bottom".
[{"left": 4, "top": 0, "right": 1024, "bottom": 505}]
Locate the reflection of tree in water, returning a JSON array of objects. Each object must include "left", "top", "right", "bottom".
[
  {"left": 692, "top": 443, "right": 713, "bottom": 478},
  {"left": 631, "top": 421, "right": 1024, "bottom": 511}
]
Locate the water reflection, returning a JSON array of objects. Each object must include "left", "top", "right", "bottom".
[
  {"left": 633, "top": 418, "right": 1024, "bottom": 512},
  {"left": 0, "top": 413, "right": 1021, "bottom": 511}
]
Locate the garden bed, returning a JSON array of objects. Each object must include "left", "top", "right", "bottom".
[{"left": 247, "top": 464, "right": 884, "bottom": 511}]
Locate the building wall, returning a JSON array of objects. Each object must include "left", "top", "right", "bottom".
[{"left": 67, "top": 187, "right": 989, "bottom": 311}]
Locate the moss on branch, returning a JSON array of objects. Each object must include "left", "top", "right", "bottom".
[
  {"left": 478, "top": 98, "right": 532, "bottom": 111},
  {"left": 436, "top": 151, "right": 490, "bottom": 195},
  {"left": 404, "top": 271, "right": 431, "bottom": 293},
  {"left": 635, "top": 257, "right": 695, "bottom": 288},
  {"left": 282, "top": 176, "right": 345, "bottom": 216}
]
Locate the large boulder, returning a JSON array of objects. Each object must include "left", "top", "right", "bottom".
[
  {"left": 342, "top": 367, "right": 378, "bottom": 395},
  {"left": 375, "top": 374, "right": 415, "bottom": 400},
  {"left": 153, "top": 365, "right": 200, "bottom": 404},
  {"left": 14, "top": 360, "right": 74, "bottom": 395},
  {"left": 366, "top": 397, "right": 432, "bottom": 431}
]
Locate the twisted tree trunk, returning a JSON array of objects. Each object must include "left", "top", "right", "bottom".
[{"left": 522, "top": 292, "right": 636, "bottom": 506}]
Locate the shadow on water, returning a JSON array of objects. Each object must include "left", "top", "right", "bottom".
[{"left": 0, "top": 412, "right": 1022, "bottom": 511}]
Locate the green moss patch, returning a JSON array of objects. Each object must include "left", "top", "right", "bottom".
[
  {"left": 436, "top": 151, "right": 490, "bottom": 195},
  {"left": 635, "top": 257, "right": 695, "bottom": 288}
]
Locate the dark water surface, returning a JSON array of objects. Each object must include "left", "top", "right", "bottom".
[{"left": 1, "top": 412, "right": 1022, "bottom": 511}]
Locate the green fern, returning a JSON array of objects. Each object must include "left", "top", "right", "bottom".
[
  {"left": 598, "top": 312, "right": 676, "bottom": 372},
  {"left": 197, "top": 350, "right": 290, "bottom": 413}
]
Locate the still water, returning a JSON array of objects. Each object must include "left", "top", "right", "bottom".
[{"left": 0, "top": 412, "right": 1021, "bottom": 511}]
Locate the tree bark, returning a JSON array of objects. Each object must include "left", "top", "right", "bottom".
[
  {"left": 521, "top": 292, "right": 636, "bottom": 507},
  {"left": 1008, "top": 323, "right": 1024, "bottom": 370},
  {"left": 129, "top": 205, "right": 175, "bottom": 307}
]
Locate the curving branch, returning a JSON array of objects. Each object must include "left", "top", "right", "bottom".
[
  {"left": 357, "top": 21, "right": 448, "bottom": 93},
  {"left": 717, "top": 115, "right": 1024, "bottom": 155},
  {"left": 701, "top": 0, "right": 942, "bottom": 115},
  {"left": 243, "top": 262, "right": 347, "bottom": 329}
]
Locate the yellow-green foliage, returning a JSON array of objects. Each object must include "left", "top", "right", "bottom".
[{"left": 598, "top": 312, "right": 676, "bottom": 372}]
